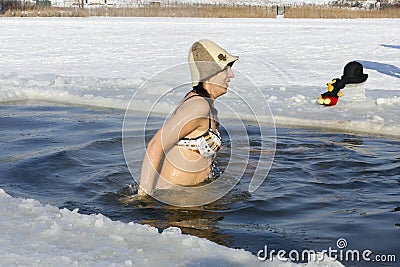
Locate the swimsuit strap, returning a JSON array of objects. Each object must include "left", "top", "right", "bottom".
[
  {"left": 208, "top": 108, "right": 212, "bottom": 129},
  {"left": 173, "top": 94, "right": 201, "bottom": 115},
  {"left": 183, "top": 94, "right": 202, "bottom": 102}
]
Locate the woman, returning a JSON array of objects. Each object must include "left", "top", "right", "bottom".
[{"left": 139, "top": 40, "right": 238, "bottom": 196}]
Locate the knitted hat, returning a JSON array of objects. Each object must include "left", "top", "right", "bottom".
[
  {"left": 188, "top": 40, "right": 238, "bottom": 87},
  {"left": 341, "top": 61, "right": 368, "bottom": 84}
]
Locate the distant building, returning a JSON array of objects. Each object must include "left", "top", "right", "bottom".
[
  {"left": 85, "top": 0, "right": 118, "bottom": 7},
  {"left": 149, "top": 0, "right": 162, "bottom": 6},
  {"left": 51, "top": 0, "right": 118, "bottom": 7}
]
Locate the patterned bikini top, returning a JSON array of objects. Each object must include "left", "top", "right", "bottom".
[{"left": 175, "top": 95, "right": 222, "bottom": 158}]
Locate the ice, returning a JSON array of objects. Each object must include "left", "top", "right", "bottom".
[
  {"left": 376, "top": 96, "right": 400, "bottom": 106},
  {"left": 0, "top": 17, "right": 398, "bottom": 266},
  {"left": 1, "top": 188, "right": 347, "bottom": 266},
  {"left": 341, "top": 84, "right": 367, "bottom": 102}
]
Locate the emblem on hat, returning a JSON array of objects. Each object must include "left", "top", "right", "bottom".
[{"left": 218, "top": 53, "right": 227, "bottom": 61}]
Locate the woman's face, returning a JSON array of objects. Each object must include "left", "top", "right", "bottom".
[{"left": 206, "top": 66, "right": 235, "bottom": 98}]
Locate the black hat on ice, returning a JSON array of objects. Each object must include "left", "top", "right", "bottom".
[{"left": 341, "top": 61, "right": 368, "bottom": 84}]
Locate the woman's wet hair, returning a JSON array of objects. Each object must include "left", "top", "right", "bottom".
[{"left": 191, "top": 83, "right": 210, "bottom": 98}]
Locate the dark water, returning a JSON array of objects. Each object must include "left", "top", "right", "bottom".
[{"left": 0, "top": 103, "right": 399, "bottom": 266}]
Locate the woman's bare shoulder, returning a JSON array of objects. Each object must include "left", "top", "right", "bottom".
[{"left": 178, "top": 95, "right": 210, "bottom": 116}]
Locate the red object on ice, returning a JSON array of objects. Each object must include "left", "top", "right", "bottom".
[{"left": 320, "top": 96, "right": 338, "bottom": 106}]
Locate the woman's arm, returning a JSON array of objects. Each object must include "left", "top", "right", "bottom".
[
  {"left": 138, "top": 128, "right": 168, "bottom": 195},
  {"left": 138, "top": 97, "right": 210, "bottom": 195}
]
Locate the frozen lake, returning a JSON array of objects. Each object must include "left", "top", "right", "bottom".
[{"left": 0, "top": 17, "right": 399, "bottom": 266}]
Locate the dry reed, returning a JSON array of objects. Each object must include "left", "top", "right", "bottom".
[
  {"left": 87, "top": 4, "right": 276, "bottom": 18},
  {"left": 4, "top": 7, "right": 89, "bottom": 17},
  {"left": 285, "top": 5, "right": 400, "bottom": 18},
  {"left": 2, "top": 3, "right": 400, "bottom": 18}
]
